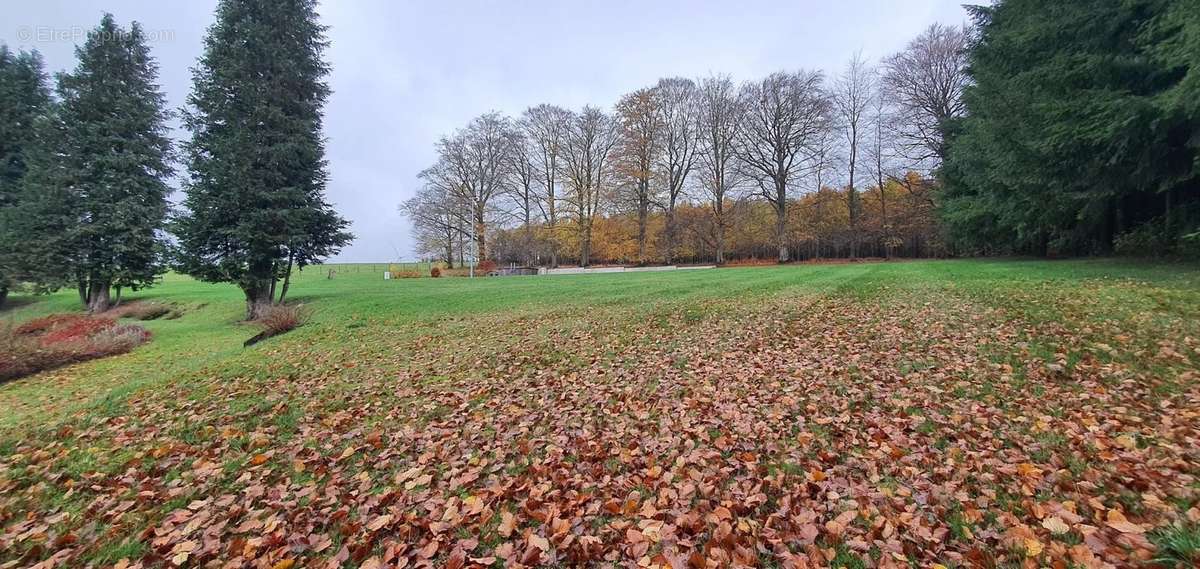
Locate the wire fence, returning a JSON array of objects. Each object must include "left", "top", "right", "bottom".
[{"left": 297, "top": 262, "right": 437, "bottom": 280}]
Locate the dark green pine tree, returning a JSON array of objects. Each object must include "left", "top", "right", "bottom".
[
  {"left": 0, "top": 46, "right": 51, "bottom": 307},
  {"left": 175, "top": 0, "right": 353, "bottom": 319},
  {"left": 941, "top": 0, "right": 1199, "bottom": 256},
  {"left": 17, "top": 15, "right": 173, "bottom": 312}
]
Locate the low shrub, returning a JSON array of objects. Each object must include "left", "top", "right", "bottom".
[
  {"left": 1, "top": 315, "right": 150, "bottom": 381},
  {"left": 390, "top": 270, "right": 422, "bottom": 279},
  {"left": 16, "top": 314, "right": 84, "bottom": 336},
  {"left": 430, "top": 267, "right": 441, "bottom": 278},
  {"left": 258, "top": 303, "right": 309, "bottom": 336},
  {"left": 110, "top": 301, "right": 176, "bottom": 321},
  {"left": 1114, "top": 215, "right": 1200, "bottom": 259},
  {"left": 245, "top": 303, "right": 310, "bottom": 346},
  {"left": 42, "top": 316, "right": 116, "bottom": 344},
  {"left": 86, "top": 325, "right": 152, "bottom": 356},
  {"left": 477, "top": 260, "right": 498, "bottom": 273}
]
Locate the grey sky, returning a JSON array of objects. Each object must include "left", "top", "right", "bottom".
[{"left": 4, "top": 1, "right": 970, "bottom": 262}]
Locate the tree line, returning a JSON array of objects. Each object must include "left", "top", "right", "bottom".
[
  {"left": 403, "top": 25, "right": 967, "bottom": 268},
  {"left": 0, "top": 0, "right": 351, "bottom": 317},
  {"left": 406, "top": 0, "right": 1199, "bottom": 267}
]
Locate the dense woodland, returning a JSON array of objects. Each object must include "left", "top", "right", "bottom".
[{"left": 405, "top": 0, "right": 1199, "bottom": 267}]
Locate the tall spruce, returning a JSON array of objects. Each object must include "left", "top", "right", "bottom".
[
  {"left": 0, "top": 46, "right": 51, "bottom": 307},
  {"left": 16, "top": 16, "right": 173, "bottom": 312},
  {"left": 175, "top": 0, "right": 352, "bottom": 319},
  {"left": 942, "top": 0, "right": 1199, "bottom": 255}
]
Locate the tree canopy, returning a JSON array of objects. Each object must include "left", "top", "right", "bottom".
[
  {"left": 942, "top": 0, "right": 1200, "bottom": 255},
  {"left": 13, "top": 15, "right": 173, "bottom": 312},
  {"left": 174, "top": 0, "right": 352, "bottom": 318}
]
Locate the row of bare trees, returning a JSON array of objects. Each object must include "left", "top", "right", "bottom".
[{"left": 402, "top": 23, "right": 969, "bottom": 267}]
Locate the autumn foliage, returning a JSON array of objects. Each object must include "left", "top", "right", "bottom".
[{"left": 487, "top": 173, "right": 941, "bottom": 266}]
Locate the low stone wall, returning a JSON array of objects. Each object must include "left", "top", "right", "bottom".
[{"left": 539, "top": 265, "right": 715, "bottom": 276}]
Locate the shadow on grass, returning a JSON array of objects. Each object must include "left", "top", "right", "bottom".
[{"left": 0, "top": 296, "right": 42, "bottom": 314}]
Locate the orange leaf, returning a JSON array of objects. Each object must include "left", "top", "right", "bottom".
[{"left": 498, "top": 511, "right": 517, "bottom": 537}]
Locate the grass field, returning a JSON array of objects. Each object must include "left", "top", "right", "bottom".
[{"left": 1, "top": 259, "right": 1199, "bottom": 568}]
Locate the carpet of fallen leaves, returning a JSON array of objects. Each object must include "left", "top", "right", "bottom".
[{"left": 2, "top": 283, "right": 1199, "bottom": 568}]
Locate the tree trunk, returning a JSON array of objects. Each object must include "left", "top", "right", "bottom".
[
  {"left": 774, "top": 178, "right": 789, "bottom": 263},
  {"left": 244, "top": 259, "right": 275, "bottom": 320},
  {"left": 715, "top": 222, "right": 725, "bottom": 265},
  {"left": 664, "top": 208, "right": 676, "bottom": 265},
  {"left": 278, "top": 256, "right": 295, "bottom": 304},
  {"left": 86, "top": 280, "right": 111, "bottom": 313},
  {"left": 580, "top": 223, "right": 592, "bottom": 267},
  {"left": 0, "top": 286, "right": 8, "bottom": 309},
  {"left": 847, "top": 189, "right": 859, "bottom": 259},
  {"left": 1164, "top": 189, "right": 1173, "bottom": 233},
  {"left": 244, "top": 283, "right": 273, "bottom": 320},
  {"left": 637, "top": 190, "right": 649, "bottom": 265},
  {"left": 775, "top": 205, "right": 789, "bottom": 263}
]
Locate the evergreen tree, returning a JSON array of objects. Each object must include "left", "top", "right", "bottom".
[
  {"left": 0, "top": 45, "right": 50, "bottom": 307},
  {"left": 942, "top": 0, "right": 1199, "bottom": 255},
  {"left": 17, "top": 15, "right": 173, "bottom": 312},
  {"left": 175, "top": 0, "right": 352, "bottom": 319}
]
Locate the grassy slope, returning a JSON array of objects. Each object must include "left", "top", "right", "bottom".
[
  {"left": 1, "top": 258, "right": 1198, "bottom": 566},
  {"left": 0, "top": 258, "right": 1195, "bottom": 431}
]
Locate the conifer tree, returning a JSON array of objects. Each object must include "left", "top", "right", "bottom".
[
  {"left": 175, "top": 0, "right": 352, "bottom": 319},
  {"left": 17, "top": 15, "right": 173, "bottom": 312},
  {"left": 0, "top": 45, "right": 50, "bottom": 307},
  {"left": 942, "top": 0, "right": 1199, "bottom": 255}
]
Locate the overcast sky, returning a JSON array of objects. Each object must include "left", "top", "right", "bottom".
[{"left": 4, "top": 1, "right": 970, "bottom": 262}]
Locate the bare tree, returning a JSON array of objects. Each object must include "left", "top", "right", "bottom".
[
  {"left": 866, "top": 77, "right": 901, "bottom": 257},
  {"left": 695, "top": 74, "right": 743, "bottom": 264},
  {"left": 419, "top": 112, "right": 516, "bottom": 261},
  {"left": 734, "top": 70, "right": 831, "bottom": 262},
  {"left": 655, "top": 77, "right": 700, "bottom": 264},
  {"left": 881, "top": 23, "right": 969, "bottom": 169},
  {"left": 833, "top": 51, "right": 874, "bottom": 258},
  {"left": 519, "top": 104, "right": 572, "bottom": 266},
  {"left": 561, "top": 106, "right": 618, "bottom": 266},
  {"left": 614, "top": 86, "right": 664, "bottom": 264},
  {"left": 400, "top": 183, "right": 470, "bottom": 268},
  {"left": 503, "top": 129, "right": 539, "bottom": 265}
]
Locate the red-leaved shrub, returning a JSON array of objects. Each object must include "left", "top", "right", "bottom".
[
  {"left": 1, "top": 315, "right": 150, "bottom": 381},
  {"left": 430, "top": 267, "right": 441, "bottom": 278},
  {"left": 477, "top": 260, "right": 498, "bottom": 273},
  {"left": 41, "top": 317, "right": 116, "bottom": 344}
]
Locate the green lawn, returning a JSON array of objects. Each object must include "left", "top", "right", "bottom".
[{"left": 1, "top": 259, "right": 1198, "bottom": 567}]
